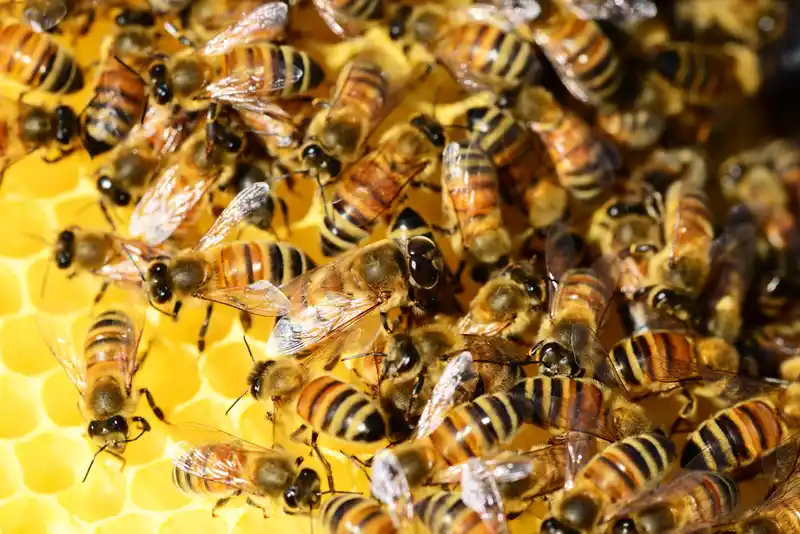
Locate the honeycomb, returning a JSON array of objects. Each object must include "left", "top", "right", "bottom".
[{"left": 0, "top": 5, "right": 538, "bottom": 533}]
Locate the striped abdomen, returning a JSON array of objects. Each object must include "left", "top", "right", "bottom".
[
  {"left": 172, "top": 444, "right": 246, "bottom": 495},
  {"left": 511, "top": 376, "right": 611, "bottom": 436},
  {"left": 666, "top": 184, "right": 713, "bottom": 251},
  {"left": 552, "top": 268, "right": 611, "bottom": 333},
  {"left": 83, "top": 53, "right": 148, "bottom": 156},
  {"left": 415, "top": 493, "right": 492, "bottom": 534},
  {"left": 207, "top": 241, "right": 315, "bottom": 289},
  {"left": 329, "top": 0, "right": 383, "bottom": 20},
  {"left": 320, "top": 495, "right": 396, "bottom": 534},
  {"left": 219, "top": 44, "right": 324, "bottom": 98},
  {"left": 444, "top": 143, "right": 503, "bottom": 236},
  {"left": 330, "top": 60, "right": 389, "bottom": 126},
  {"left": 437, "top": 22, "right": 537, "bottom": 90},
  {"left": 680, "top": 399, "right": 784, "bottom": 471},
  {"left": 574, "top": 432, "right": 675, "bottom": 507},
  {"left": 426, "top": 393, "right": 523, "bottom": 466},
  {"left": 650, "top": 45, "right": 739, "bottom": 105},
  {"left": 83, "top": 310, "right": 137, "bottom": 373},
  {"left": 0, "top": 23, "right": 83, "bottom": 93},
  {"left": 471, "top": 107, "right": 546, "bottom": 184},
  {"left": 534, "top": 13, "right": 625, "bottom": 105},
  {"left": 296, "top": 376, "right": 387, "bottom": 443},
  {"left": 320, "top": 153, "right": 412, "bottom": 256},
  {"left": 610, "top": 331, "right": 699, "bottom": 396}
]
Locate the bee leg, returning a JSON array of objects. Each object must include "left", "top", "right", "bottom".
[
  {"left": 94, "top": 281, "right": 110, "bottom": 305},
  {"left": 432, "top": 224, "right": 457, "bottom": 236},
  {"left": 211, "top": 490, "right": 241, "bottom": 518},
  {"left": 410, "top": 180, "right": 441, "bottom": 193},
  {"left": 42, "top": 147, "right": 75, "bottom": 164},
  {"left": 310, "top": 431, "right": 335, "bottom": 492},
  {"left": 342, "top": 452, "right": 371, "bottom": 482},
  {"left": 77, "top": 8, "right": 96, "bottom": 36},
  {"left": 239, "top": 310, "right": 252, "bottom": 332},
  {"left": 406, "top": 368, "right": 426, "bottom": 420},
  {"left": 198, "top": 303, "right": 214, "bottom": 352},
  {"left": 669, "top": 387, "right": 697, "bottom": 437},
  {"left": 245, "top": 497, "right": 269, "bottom": 518},
  {"left": 279, "top": 197, "right": 291, "bottom": 238},
  {"left": 138, "top": 388, "right": 168, "bottom": 424},
  {"left": 172, "top": 300, "right": 183, "bottom": 321},
  {"left": 290, "top": 424, "right": 310, "bottom": 445},
  {"left": 132, "top": 342, "right": 154, "bottom": 376},
  {"left": 107, "top": 449, "right": 127, "bottom": 471}
]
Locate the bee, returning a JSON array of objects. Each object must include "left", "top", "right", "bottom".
[
  {"left": 440, "top": 140, "right": 511, "bottom": 265},
  {"left": 673, "top": 0, "right": 787, "bottom": 47},
  {"left": 458, "top": 260, "right": 548, "bottom": 346},
  {"left": 144, "top": 183, "right": 315, "bottom": 350},
  {"left": 318, "top": 114, "right": 445, "bottom": 257},
  {"left": 586, "top": 185, "right": 662, "bottom": 259},
  {"left": 312, "top": 0, "right": 383, "bottom": 37},
  {"left": 718, "top": 139, "right": 799, "bottom": 252},
  {"left": 524, "top": 0, "right": 637, "bottom": 107},
  {"left": 149, "top": 9, "right": 324, "bottom": 112},
  {"left": 237, "top": 99, "right": 315, "bottom": 167},
  {"left": 595, "top": 76, "right": 666, "bottom": 150},
  {"left": 179, "top": 0, "right": 290, "bottom": 46},
  {"left": 540, "top": 432, "right": 676, "bottom": 534},
  {"left": 648, "top": 180, "right": 714, "bottom": 297},
  {"left": 42, "top": 305, "right": 166, "bottom": 479},
  {"left": 647, "top": 42, "right": 761, "bottom": 107},
  {"left": 320, "top": 495, "right": 397, "bottom": 534},
  {"left": 0, "top": 97, "right": 79, "bottom": 183},
  {"left": 610, "top": 470, "right": 739, "bottom": 534},
  {"left": 513, "top": 86, "right": 619, "bottom": 202},
  {"left": 82, "top": 16, "right": 156, "bottom": 157},
  {"left": 0, "top": 22, "right": 83, "bottom": 94},
  {"left": 94, "top": 104, "right": 199, "bottom": 208},
  {"left": 171, "top": 426, "right": 321, "bottom": 516},
  {"left": 389, "top": 4, "right": 540, "bottom": 93}
]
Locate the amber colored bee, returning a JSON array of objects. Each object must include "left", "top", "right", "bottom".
[
  {"left": 649, "top": 180, "right": 714, "bottom": 297},
  {"left": 318, "top": 114, "right": 445, "bottom": 257},
  {"left": 82, "top": 15, "right": 157, "bottom": 157},
  {"left": 440, "top": 140, "right": 511, "bottom": 265},
  {"left": 610, "top": 470, "right": 739, "bottom": 534},
  {"left": 144, "top": 183, "right": 315, "bottom": 350},
  {"left": 0, "top": 97, "right": 79, "bottom": 183},
  {"left": 458, "top": 261, "right": 548, "bottom": 346},
  {"left": 389, "top": 4, "right": 540, "bottom": 93},
  {"left": 172, "top": 427, "right": 320, "bottom": 516},
  {"left": 540, "top": 432, "right": 676, "bottom": 534},
  {"left": 514, "top": 86, "right": 619, "bottom": 201},
  {"left": 43, "top": 306, "right": 166, "bottom": 477},
  {"left": 0, "top": 22, "right": 83, "bottom": 93},
  {"left": 180, "top": 0, "right": 289, "bottom": 45},
  {"left": 320, "top": 495, "right": 398, "bottom": 534},
  {"left": 673, "top": 0, "right": 787, "bottom": 47},
  {"left": 94, "top": 105, "right": 199, "bottom": 207}
]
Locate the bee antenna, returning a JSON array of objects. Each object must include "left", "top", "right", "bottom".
[
  {"left": 341, "top": 351, "right": 387, "bottom": 361},
  {"left": 120, "top": 244, "right": 173, "bottom": 319},
  {"left": 40, "top": 256, "right": 52, "bottom": 300},
  {"left": 225, "top": 387, "right": 250, "bottom": 416},
  {"left": 82, "top": 443, "right": 110, "bottom": 483},
  {"left": 19, "top": 232, "right": 52, "bottom": 246},
  {"left": 98, "top": 200, "right": 118, "bottom": 232},
  {"left": 243, "top": 335, "right": 255, "bottom": 362},
  {"left": 163, "top": 20, "right": 197, "bottom": 49}
]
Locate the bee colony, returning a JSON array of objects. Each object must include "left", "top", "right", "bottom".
[{"left": 0, "top": 0, "right": 799, "bottom": 533}]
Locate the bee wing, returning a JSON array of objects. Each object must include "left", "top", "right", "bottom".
[
  {"left": 129, "top": 163, "right": 216, "bottom": 246},
  {"left": 457, "top": 313, "right": 511, "bottom": 337},
  {"left": 666, "top": 181, "right": 711, "bottom": 260},
  {"left": 200, "top": 279, "right": 292, "bottom": 316},
  {"left": 37, "top": 314, "right": 86, "bottom": 394},
  {"left": 200, "top": 1, "right": 290, "bottom": 56},
  {"left": 561, "top": 431, "right": 597, "bottom": 490},
  {"left": 534, "top": 43, "right": 592, "bottom": 104},
  {"left": 310, "top": 0, "right": 365, "bottom": 37},
  {"left": 706, "top": 205, "right": 758, "bottom": 307},
  {"left": 194, "top": 183, "right": 272, "bottom": 251},
  {"left": 461, "top": 458, "right": 509, "bottom": 534},
  {"left": 415, "top": 351, "right": 478, "bottom": 439},
  {"left": 24, "top": 0, "right": 67, "bottom": 32},
  {"left": 203, "top": 60, "right": 307, "bottom": 108},
  {"left": 119, "top": 294, "right": 149, "bottom": 390},
  {"left": 432, "top": 453, "right": 535, "bottom": 485},
  {"left": 561, "top": 0, "right": 656, "bottom": 22},
  {"left": 545, "top": 222, "right": 580, "bottom": 317},
  {"left": 371, "top": 449, "right": 415, "bottom": 527}
]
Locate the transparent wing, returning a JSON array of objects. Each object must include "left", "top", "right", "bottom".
[
  {"left": 432, "top": 452, "right": 536, "bottom": 485},
  {"left": 568, "top": 323, "right": 627, "bottom": 393},
  {"left": 457, "top": 313, "right": 511, "bottom": 337},
  {"left": 200, "top": 279, "right": 292, "bottom": 316},
  {"left": 37, "top": 313, "right": 86, "bottom": 394},
  {"left": 200, "top": 1, "right": 289, "bottom": 56},
  {"left": 416, "top": 351, "right": 477, "bottom": 439},
  {"left": 562, "top": 0, "right": 656, "bottom": 22},
  {"left": 195, "top": 183, "right": 271, "bottom": 251},
  {"left": 238, "top": 105, "right": 303, "bottom": 149},
  {"left": 545, "top": 222, "right": 580, "bottom": 316},
  {"left": 461, "top": 458, "right": 509, "bottom": 534},
  {"left": 371, "top": 449, "right": 414, "bottom": 527},
  {"left": 24, "top": 1, "right": 67, "bottom": 32},
  {"left": 563, "top": 431, "right": 597, "bottom": 490},
  {"left": 203, "top": 60, "right": 306, "bottom": 106},
  {"left": 537, "top": 49, "right": 592, "bottom": 104},
  {"left": 311, "top": 0, "right": 366, "bottom": 37},
  {"left": 129, "top": 163, "right": 215, "bottom": 246}
]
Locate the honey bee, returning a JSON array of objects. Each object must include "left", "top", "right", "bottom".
[
  {"left": 0, "top": 97, "right": 79, "bottom": 183},
  {"left": 144, "top": 183, "right": 316, "bottom": 350},
  {"left": 42, "top": 305, "right": 166, "bottom": 479},
  {"left": 0, "top": 21, "right": 83, "bottom": 93},
  {"left": 595, "top": 76, "right": 666, "bottom": 150},
  {"left": 94, "top": 105, "right": 199, "bottom": 207},
  {"left": 540, "top": 432, "right": 676, "bottom": 534},
  {"left": 610, "top": 470, "right": 739, "bottom": 534},
  {"left": 458, "top": 261, "right": 548, "bottom": 345},
  {"left": 149, "top": 7, "right": 323, "bottom": 112},
  {"left": 648, "top": 180, "right": 714, "bottom": 297},
  {"left": 237, "top": 99, "right": 314, "bottom": 168},
  {"left": 82, "top": 16, "right": 156, "bottom": 157},
  {"left": 318, "top": 114, "right": 445, "bottom": 257},
  {"left": 389, "top": 4, "right": 540, "bottom": 93},
  {"left": 171, "top": 426, "right": 321, "bottom": 516},
  {"left": 440, "top": 140, "right": 512, "bottom": 265},
  {"left": 320, "top": 495, "right": 398, "bottom": 534},
  {"left": 673, "top": 0, "right": 787, "bottom": 47},
  {"left": 179, "top": 0, "right": 290, "bottom": 46},
  {"left": 514, "top": 86, "right": 619, "bottom": 202}
]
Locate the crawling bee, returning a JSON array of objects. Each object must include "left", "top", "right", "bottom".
[{"left": 179, "top": 0, "right": 290, "bottom": 45}]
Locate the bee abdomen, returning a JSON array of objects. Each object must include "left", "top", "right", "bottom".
[
  {"left": 0, "top": 23, "right": 83, "bottom": 93},
  {"left": 321, "top": 495, "right": 397, "bottom": 534},
  {"left": 416, "top": 493, "right": 490, "bottom": 534}
]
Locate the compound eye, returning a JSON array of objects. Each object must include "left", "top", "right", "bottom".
[
  {"left": 283, "top": 487, "right": 298, "bottom": 508},
  {"left": 302, "top": 144, "right": 321, "bottom": 161},
  {"left": 114, "top": 190, "right": 132, "bottom": 206},
  {"left": 149, "top": 64, "right": 166, "bottom": 79},
  {"left": 58, "top": 229, "right": 75, "bottom": 243},
  {"left": 87, "top": 421, "right": 100, "bottom": 436},
  {"left": 152, "top": 283, "right": 172, "bottom": 303},
  {"left": 407, "top": 237, "right": 442, "bottom": 289},
  {"left": 326, "top": 156, "right": 341, "bottom": 177},
  {"left": 107, "top": 415, "right": 128, "bottom": 433},
  {"left": 149, "top": 262, "right": 168, "bottom": 277}
]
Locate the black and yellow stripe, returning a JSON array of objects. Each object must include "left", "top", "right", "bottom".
[
  {"left": 208, "top": 241, "right": 314, "bottom": 288},
  {"left": 681, "top": 398, "right": 785, "bottom": 471},
  {"left": 0, "top": 23, "right": 83, "bottom": 93},
  {"left": 415, "top": 492, "right": 491, "bottom": 534},
  {"left": 650, "top": 44, "right": 740, "bottom": 106},
  {"left": 83, "top": 310, "right": 136, "bottom": 369},
  {"left": 553, "top": 268, "right": 611, "bottom": 333},
  {"left": 296, "top": 376, "right": 388, "bottom": 443},
  {"left": 220, "top": 44, "right": 324, "bottom": 98},
  {"left": 388, "top": 207, "right": 434, "bottom": 243},
  {"left": 321, "top": 495, "right": 396, "bottom": 534}
]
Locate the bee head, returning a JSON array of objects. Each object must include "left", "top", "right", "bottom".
[
  {"left": 148, "top": 63, "right": 173, "bottom": 105},
  {"left": 54, "top": 229, "right": 76, "bottom": 269},
  {"left": 540, "top": 517, "right": 581, "bottom": 534},
  {"left": 322, "top": 120, "right": 361, "bottom": 156},
  {"left": 283, "top": 468, "right": 321, "bottom": 511},
  {"left": 248, "top": 360, "right": 275, "bottom": 400},
  {"left": 406, "top": 236, "right": 443, "bottom": 290},
  {"left": 96, "top": 175, "right": 132, "bottom": 206},
  {"left": 302, "top": 143, "right": 341, "bottom": 178},
  {"left": 533, "top": 341, "right": 580, "bottom": 377},
  {"left": 87, "top": 415, "right": 129, "bottom": 452},
  {"left": 740, "top": 519, "right": 780, "bottom": 534},
  {"left": 559, "top": 494, "right": 600, "bottom": 531},
  {"left": 410, "top": 114, "right": 445, "bottom": 148},
  {"left": 147, "top": 261, "right": 174, "bottom": 304},
  {"left": 171, "top": 59, "right": 207, "bottom": 98},
  {"left": 388, "top": 4, "right": 412, "bottom": 40},
  {"left": 612, "top": 518, "right": 639, "bottom": 534},
  {"left": 382, "top": 333, "right": 420, "bottom": 379},
  {"left": 650, "top": 286, "right": 697, "bottom": 325}
]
